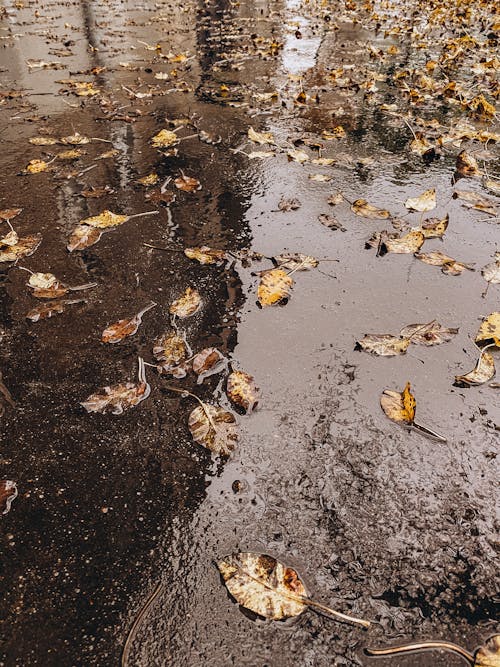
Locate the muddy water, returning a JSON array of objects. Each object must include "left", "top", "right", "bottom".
[{"left": 0, "top": 0, "right": 498, "bottom": 665}]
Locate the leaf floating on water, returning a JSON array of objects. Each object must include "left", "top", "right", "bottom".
[
  {"left": 188, "top": 403, "right": 238, "bottom": 455},
  {"left": 81, "top": 210, "right": 128, "bottom": 229},
  {"left": 218, "top": 552, "right": 370, "bottom": 627},
  {"left": 0, "top": 234, "right": 42, "bottom": 263},
  {"left": 419, "top": 214, "right": 449, "bottom": 239},
  {"left": 380, "top": 381, "right": 416, "bottom": 426},
  {"left": 452, "top": 190, "right": 497, "bottom": 216},
  {"left": 81, "top": 358, "right": 150, "bottom": 415},
  {"left": 248, "top": 127, "right": 274, "bottom": 145},
  {"left": 26, "top": 299, "right": 83, "bottom": 322},
  {"left": 170, "top": 287, "right": 201, "bottom": 318},
  {"left": 400, "top": 320, "right": 458, "bottom": 346},
  {"left": 415, "top": 251, "right": 475, "bottom": 275},
  {"left": 287, "top": 148, "right": 309, "bottom": 163},
  {"left": 328, "top": 192, "right": 344, "bottom": 206},
  {"left": 351, "top": 199, "right": 390, "bottom": 219},
  {"left": 355, "top": 334, "right": 410, "bottom": 357},
  {"left": 174, "top": 174, "right": 201, "bottom": 192},
  {"left": 67, "top": 225, "right": 102, "bottom": 252},
  {"left": 380, "top": 229, "right": 425, "bottom": 255},
  {"left": 227, "top": 370, "right": 259, "bottom": 413},
  {"left": 475, "top": 312, "right": 500, "bottom": 349},
  {"left": 257, "top": 269, "right": 293, "bottom": 307},
  {"left": 22, "top": 159, "right": 49, "bottom": 174},
  {"left": 153, "top": 333, "right": 190, "bottom": 376},
  {"left": 456, "top": 150, "right": 481, "bottom": 177},
  {"left": 102, "top": 303, "right": 156, "bottom": 344},
  {"left": 454, "top": 347, "right": 496, "bottom": 387},
  {"left": 26, "top": 272, "right": 96, "bottom": 299},
  {"left": 192, "top": 347, "right": 226, "bottom": 384},
  {"left": 0, "top": 480, "right": 17, "bottom": 515},
  {"left": 184, "top": 246, "right": 226, "bottom": 265},
  {"left": 405, "top": 188, "right": 436, "bottom": 212},
  {"left": 278, "top": 197, "right": 301, "bottom": 211},
  {"left": 272, "top": 253, "right": 318, "bottom": 271},
  {"left": 150, "top": 129, "right": 179, "bottom": 149}
]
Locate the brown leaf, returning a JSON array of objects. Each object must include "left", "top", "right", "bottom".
[
  {"left": 454, "top": 347, "right": 496, "bottom": 387},
  {"left": 59, "top": 132, "right": 91, "bottom": 145},
  {"left": 318, "top": 214, "right": 345, "bottom": 231},
  {"left": 272, "top": 253, "right": 318, "bottom": 271},
  {"left": 419, "top": 214, "right": 449, "bottom": 239},
  {"left": 475, "top": 312, "right": 500, "bottom": 349},
  {"left": 415, "top": 251, "right": 475, "bottom": 275},
  {"left": 227, "top": 370, "right": 259, "bottom": 412},
  {"left": 380, "top": 382, "right": 416, "bottom": 426},
  {"left": 81, "top": 358, "right": 150, "bottom": 415},
  {"left": 0, "top": 480, "right": 17, "bottom": 515},
  {"left": 26, "top": 299, "right": 83, "bottom": 322},
  {"left": 248, "top": 127, "right": 274, "bottom": 144},
  {"left": 278, "top": 197, "right": 301, "bottom": 211},
  {"left": 192, "top": 348, "right": 226, "bottom": 384},
  {"left": 257, "top": 269, "right": 293, "bottom": 307},
  {"left": 0, "top": 234, "right": 42, "bottom": 263},
  {"left": 452, "top": 190, "right": 497, "bottom": 216},
  {"left": 153, "top": 332, "right": 190, "bottom": 376},
  {"left": 184, "top": 246, "right": 227, "bottom": 265},
  {"left": 102, "top": 303, "right": 156, "bottom": 343},
  {"left": 475, "top": 634, "right": 500, "bottom": 666},
  {"left": 399, "top": 321, "right": 458, "bottom": 345},
  {"left": 456, "top": 150, "right": 481, "bottom": 176},
  {"left": 351, "top": 199, "right": 390, "bottom": 219},
  {"left": 80, "top": 185, "right": 115, "bottom": 198},
  {"left": 355, "top": 334, "right": 410, "bottom": 356},
  {"left": 188, "top": 403, "right": 238, "bottom": 455},
  {"left": 0, "top": 208, "right": 22, "bottom": 221},
  {"left": 174, "top": 174, "right": 201, "bottom": 192},
  {"left": 67, "top": 225, "right": 103, "bottom": 252},
  {"left": 169, "top": 287, "right": 201, "bottom": 318}
]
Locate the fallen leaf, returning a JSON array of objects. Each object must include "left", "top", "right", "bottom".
[
  {"left": 247, "top": 151, "right": 275, "bottom": 159},
  {"left": 351, "top": 199, "right": 390, "bottom": 219},
  {"left": 81, "top": 210, "right": 128, "bottom": 229},
  {"left": 227, "top": 370, "right": 259, "bottom": 412},
  {"left": 151, "top": 129, "right": 179, "bottom": 149},
  {"left": 97, "top": 149, "right": 119, "bottom": 160},
  {"left": 467, "top": 94, "right": 496, "bottom": 120},
  {"left": 355, "top": 334, "right": 410, "bottom": 356},
  {"left": 482, "top": 253, "right": 500, "bottom": 294},
  {"left": 23, "top": 159, "right": 49, "bottom": 174},
  {"left": 0, "top": 208, "right": 22, "bottom": 221},
  {"left": 0, "top": 234, "right": 42, "bottom": 262},
  {"left": 475, "top": 312, "right": 500, "bottom": 348},
  {"left": 380, "top": 229, "right": 425, "bottom": 254},
  {"left": 309, "top": 174, "right": 332, "bottom": 182},
  {"left": 399, "top": 321, "right": 458, "bottom": 345},
  {"left": 137, "top": 173, "right": 159, "bottom": 187},
  {"left": 456, "top": 150, "right": 481, "bottom": 176},
  {"left": 192, "top": 347, "right": 226, "bottom": 383},
  {"left": 311, "top": 157, "right": 335, "bottom": 166},
  {"left": 278, "top": 197, "right": 301, "bottom": 211},
  {"left": 57, "top": 149, "right": 85, "bottom": 161},
  {"left": 454, "top": 347, "right": 495, "bottom": 387},
  {"left": 29, "top": 136, "right": 58, "bottom": 145},
  {"left": 174, "top": 174, "right": 201, "bottom": 192},
  {"left": 415, "top": 251, "right": 475, "bottom": 275},
  {"left": 419, "top": 214, "right": 449, "bottom": 238},
  {"left": 248, "top": 127, "right": 274, "bottom": 144},
  {"left": 81, "top": 358, "right": 150, "bottom": 415},
  {"left": 287, "top": 148, "right": 309, "bottom": 163},
  {"left": 169, "top": 287, "right": 201, "bottom": 318},
  {"left": 380, "top": 381, "right": 416, "bottom": 425},
  {"left": 188, "top": 403, "right": 238, "bottom": 455},
  {"left": 318, "top": 213, "right": 345, "bottom": 230},
  {"left": 272, "top": 253, "right": 318, "bottom": 271},
  {"left": 153, "top": 332, "right": 190, "bottom": 376},
  {"left": 257, "top": 269, "right": 293, "bottom": 307},
  {"left": 184, "top": 246, "right": 226, "bottom": 265},
  {"left": 67, "top": 225, "right": 102, "bottom": 252},
  {"left": 452, "top": 190, "right": 497, "bottom": 216},
  {"left": 218, "top": 552, "right": 370, "bottom": 626},
  {"left": 0, "top": 230, "right": 18, "bottom": 246},
  {"left": 28, "top": 272, "right": 58, "bottom": 289},
  {"left": 475, "top": 635, "right": 500, "bottom": 666},
  {"left": 327, "top": 193, "right": 343, "bottom": 206},
  {"left": 59, "top": 132, "right": 91, "bottom": 145},
  {"left": 102, "top": 303, "right": 156, "bottom": 343},
  {"left": 405, "top": 188, "right": 436, "bottom": 212},
  {"left": 26, "top": 299, "right": 83, "bottom": 322},
  {"left": 80, "top": 185, "right": 114, "bottom": 198},
  {"left": 0, "top": 480, "right": 17, "bottom": 515}
]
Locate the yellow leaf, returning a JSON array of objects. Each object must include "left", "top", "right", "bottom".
[
  {"left": 475, "top": 312, "right": 500, "bottom": 349},
  {"left": 24, "top": 159, "right": 48, "bottom": 174},
  {"left": 151, "top": 129, "right": 179, "bottom": 149},
  {"left": 257, "top": 269, "right": 293, "bottom": 307},
  {"left": 380, "top": 382, "right": 415, "bottom": 425},
  {"left": 454, "top": 348, "right": 495, "bottom": 387},
  {"left": 169, "top": 286, "right": 201, "bottom": 318},
  {"left": 184, "top": 246, "right": 226, "bottom": 265},
  {"left": 227, "top": 370, "right": 260, "bottom": 413},
  {"left": 351, "top": 199, "right": 391, "bottom": 219},
  {"left": 405, "top": 188, "right": 436, "bottom": 212},
  {"left": 80, "top": 210, "right": 128, "bottom": 229}
]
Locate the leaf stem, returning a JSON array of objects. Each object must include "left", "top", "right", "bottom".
[
  {"left": 411, "top": 421, "right": 447, "bottom": 443},
  {"left": 121, "top": 580, "right": 164, "bottom": 667},
  {"left": 303, "top": 597, "right": 371, "bottom": 628},
  {"left": 127, "top": 210, "right": 160, "bottom": 221},
  {"left": 364, "top": 641, "right": 473, "bottom": 664}
]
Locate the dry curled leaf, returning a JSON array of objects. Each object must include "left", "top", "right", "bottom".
[
  {"left": 420, "top": 214, "right": 449, "bottom": 239},
  {"left": 227, "top": 370, "right": 259, "bottom": 413},
  {"left": 22, "top": 159, "right": 49, "bottom": 174},
  {"left": 287, "top": 148, "right": 309, "bottom": 163},
  {"left": 351, "top": 199, "right": 390, "bottom": 219},
  {"left": 415, "top": 251, "right": 475, "bottom": 275},
  {"left": 67, "top": 225, "right": 102, "bottom": 252},
  {"left": 151, "top": 129, "right": 179, "bottom": 149},
  {"left": 355, "top": 334, "right": 410, "bottom": 356},
  {"left": 0, "top": 480, "right": 17, "bottom": 515},
  {"left": 456, "top": 150, "right": 481, "bottom": 176},
  {"left": 278, "top": 197, "right": 301, "bottom": 211},
  {"left": 169, "top": 287, "right": 201, "bottom": 318},
  {"left": 0, "top": 208, "right": 22, "bottom": 221},
  {"left": 81, "top": 210, "right": 128, "bottom": 229},
  {"left": 0, "top": 234, "right": 42, "bottom": 263},
  {"left": 57, "top": 148, "right": 85, "bottom": 161},
  {"left": 380, "top": 229, "right": 425, "bottom": 255},
  {"left": 400, "top": 321, "right": 458, "bottom": 345},
  {"left": 60, "top": 132, "right": 91, "bottom": 145},
  {"left": 188, "top": 403, "right": 238, "bottom": 455},
  {"left": 26, "top": 299, "right": 83, "bottom": 322},
  {"left": 28, "top": 272, "right": 58, "bottom": 289},
  {"left": 380, "top": 382, "right": 416, "bottom": 425},
  {"left": 248, "top": 127, "right": 274, "bottom": 144},
  {"left": 184, "top": 246, "right": 226, "bottom": 265},
  {"left": 81, "top": 358, "right": 150, "bottom": 415},
  {"left": 405, "top": 188, "right": 436, "bottom": 212},
  {"left": 192, "top": 347, "right": 226, "bottom": 384},
  {"left": 453, "top": 190, "right": 497, "bottom": 216},
  {"left": 454, "top": 347, "right": 495, "bottom": 387},
  {"left": 174, "top": 174, "right": 201, "bottom": 192},
  {"left": 102, "top": 303, "right": 156, "bottom": 343},
  {"left": 475, "top": 312, "right": 500, "bottom": 349},
  {"left": 257, "top": 269, "right": 293, "bottom": 307},
  {"left": 218, "top": 552, "right": 370, "bottom": 627},
  {"left": 475, "top": 635, "right": 500, "bottom": 666},
  {"left": 272, "top": 253, "right": 318, "bottom": 271}
]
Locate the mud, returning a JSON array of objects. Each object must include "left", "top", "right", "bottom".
[{"left": 0, "top": 0, "right": 498, "bottom": 665}]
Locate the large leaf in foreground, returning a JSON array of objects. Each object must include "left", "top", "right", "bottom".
[
  {"left": 218, "top": 552, "right": 370, "bottom": 627},
  {"left": 188, "top": 404, "right": 238, "bottom": 455},
  {"left": 257, "top": 269, "right": 293, "bottom": 307}
]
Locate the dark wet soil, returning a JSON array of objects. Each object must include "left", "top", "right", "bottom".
[{"left": 0, "top": 0, "right": 498, "bottom": 665}]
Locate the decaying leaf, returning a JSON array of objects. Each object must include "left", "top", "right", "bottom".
[
  {"left": 420, "top": 214, "right": 449, "bottom": 239},
  {"left": 184, "top": 246, "right": 226, "bottom": 265},
  {"left": 399, "top": 321, "right": 458, "bottom": 345},
  {"left": 454, "top": 347, "right": 495, "bottom": 387},
  {"left": 381, "top": 382, "right": 416, "bottom": 425},
  {"left": 227, "top": 370, "right": 259, "bottom": 412},
  {"left": 67, "top": 225, "right": 102, "bottom": 252},
  {"left": 278, "top": 197, "right": 301, "bottom": 211},
  {"left": 318, "top": 213, "right": 345, "bottom": 230},
  {"left": 81, "top": 210, "right": 128, "bottom": 229},
  {"left": 170, "top": 287, "right": 201, "bottom": 318},
  {"left": 248, "top": 127, "right": 274, "bottom": 144},
  {"left": 355, "top": 334, "right": 410, "bottom": 356},
  {"left": 0, "top": 234, "right": 42, "bottom": 263},
  {"left": 453, "top": 190, "right": 497, "bottom": 216},
  {"left": 26, "top": 299, "right": 83, "bottom": 322},
  {"left": 81, "top": 358, "right": 150, "bottom": 415},
  {"left": 0, "top": 230, "right": 18, "bottom": 247},
  {"left": 456, "top": 150, "right": 481, "bottom": 176},
  {"left": 257, "top": 269, "right": 293, "bottom": 307},
  {"left": 218, "top": 552, "right": 370, "bottom": 626},
  {"left": 151, "top": 129, "right": 179, "bottom": 149},
  {"left": 475, "top": 635, "right": 500, "bottom": 666},
  {"left": 405, "top": 188, "right": 436, "bottom": 212},
  {"left": 415, "top": 251, "right": 475, "bottom": 275},
  {"left": 0, "top": 208, "right": 22, "bottom": 221},
  {"left": 28, "top": 272, "right": 59, "bottom": 289},
  {"left": 287, "top": 148, "right": 309, "bottom": 163},
  {"left": 153, "top": 332, "right": 190, "bottom": 376},
  {"left": 102, "top": 303, "right": 156, "bottom": 343},
  {"left": 188, "top": 403, "right": 238, "bottom": 455},
  {"left": 0, "top": 480, "right": 17, "bottom": 515},
  {"left": 380, "top": 229, "right": 425, "bottom": 255},
  {"left": 22, "top": 159, "right": 49, "bottom": 174},
  {"left": 192, "top": 347, "right": 226, "bottom": 384},
  {"left": 475, "top": 312, "right": 500, "bottom": 348},
  {"left": 174, "top": 174, "right": 201, "bottom": 192},
  {"left": 272, "top": 253, "right": 318, "bottom": 271},
  {"left": 482, "top": 253, "right": 500, "bottom": 295},
  {"left": 351, "top": 199, "right": 390, "bottom": 219}
]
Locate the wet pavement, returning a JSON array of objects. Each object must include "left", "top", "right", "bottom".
[{"left": 0, "top": 0, "right": 498, "bottom": 665}]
